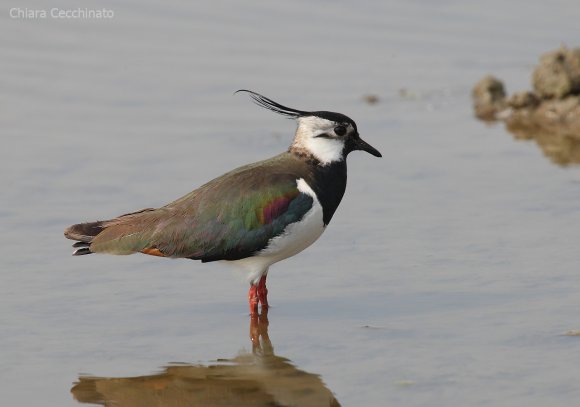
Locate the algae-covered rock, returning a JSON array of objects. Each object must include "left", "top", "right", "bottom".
[
  {"left": 532, "top": 47, "right": 580, "bottom": 99},
  {"left": 472, "top": 75, "right": 507, "bottom": 120}
]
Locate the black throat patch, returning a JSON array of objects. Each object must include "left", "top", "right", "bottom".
[{"left": 305, "top": 160, "right": 348, "bottom": 225}]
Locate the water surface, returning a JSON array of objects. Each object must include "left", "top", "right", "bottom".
[{"left": 2, "top": 0, "right": 580, "bottom": 406}]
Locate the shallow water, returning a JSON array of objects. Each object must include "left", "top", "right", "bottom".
[{"left": 2, "top": 0, "right": 580, "bottom": 406}]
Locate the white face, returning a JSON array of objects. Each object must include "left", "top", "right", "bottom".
[{"left": 292, "top": 116, "right": 354, "bottom": 165}]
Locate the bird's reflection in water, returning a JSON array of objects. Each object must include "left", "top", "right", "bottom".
[{"left": 71, "top": 310, "right": 340, "bottom": 407}]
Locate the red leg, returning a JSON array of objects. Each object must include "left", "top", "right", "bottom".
[
  {"left": 248, "top": 284, "right": 259, "bottom": 315},
  {"left": 257, "top": 274, "right": 269, "bottom": 309}
]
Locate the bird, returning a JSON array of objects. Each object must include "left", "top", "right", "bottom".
[{"left": 64, "top": 90, "right": 382, "bottom": 315}]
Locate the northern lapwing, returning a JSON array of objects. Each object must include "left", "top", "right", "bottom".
[{"left": 64, "top": 91, "right": 382, "bottom": 314}]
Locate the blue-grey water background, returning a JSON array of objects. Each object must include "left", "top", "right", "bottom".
[{"left": 2, "top": 0, "right": 580, "bottom": 405}]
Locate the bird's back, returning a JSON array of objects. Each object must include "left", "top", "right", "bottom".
[{"left": 65, "top": 152, "right": 323, "bottom": 261}]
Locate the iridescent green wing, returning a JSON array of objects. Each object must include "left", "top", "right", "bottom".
[
  {"left": 152, "top": 170, "right": 313, "bottom": 260},
  {"left": 87, "top": 153, "right": 315, "bottom": 259}
]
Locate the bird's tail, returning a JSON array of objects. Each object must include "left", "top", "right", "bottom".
[
  {"left": 64, "top": 208, "right": 159, "bottom": 256},
  {"left": 64, "top": 221, "right": 107, "bottom": 255}
]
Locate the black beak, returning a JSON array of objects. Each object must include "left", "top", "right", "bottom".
[{"left": 353, "top": 136, "right": 382, "bottom": 157}]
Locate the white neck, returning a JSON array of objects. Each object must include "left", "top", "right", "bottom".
[{"left": 291, "top": 116, "right": 345, "bottom": 165}]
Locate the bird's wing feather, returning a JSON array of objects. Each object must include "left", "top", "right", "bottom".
[
  {"left": 89, "top": 154, "right": 314, "bottom": 260},
  {"left": 154, "top": 171, "right": 313, "bottom": 261}
]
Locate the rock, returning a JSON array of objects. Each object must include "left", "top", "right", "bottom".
[
  {"left": 507, "top": 91, "right": 540, "bottom": 109},
  {"left": 363, "top": 94, "right": 380, "bottom": 105},
  {"left": 473, "top": 47, "right": 580, "bottom": 166},
  {"left": 534, "top": 95, "right": 580, "bottom": 130},
  {"left": 532, "top": 47, "right": 580, "bottom": 99},
  {"left": 472, "top": 75, "right": 507, "bottom": 120}
]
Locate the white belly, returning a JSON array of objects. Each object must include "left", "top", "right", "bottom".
[{"left": 223, "top": 178, "right": 325, "bottom": 284}]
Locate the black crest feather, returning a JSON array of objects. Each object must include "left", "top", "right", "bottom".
[{"left": 235, "top": 90, "right": 310, "bottom": 119}]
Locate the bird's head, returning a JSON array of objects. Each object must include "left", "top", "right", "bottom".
[{"left": 237, "top": 90, "right": 382, "bottom": 165}]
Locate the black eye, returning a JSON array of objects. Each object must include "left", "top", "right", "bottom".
[{"left": 334, "top": 125, "right": 347, "bottom": 136}]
